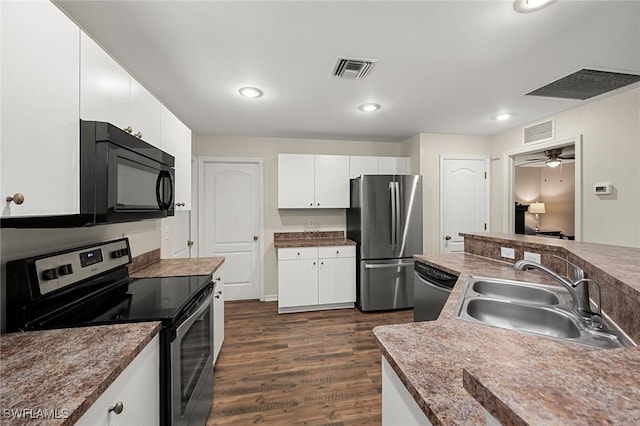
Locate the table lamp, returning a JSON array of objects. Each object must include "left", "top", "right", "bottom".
[{"left": 528, "top": 202, "right": 546, "bottom": 232}]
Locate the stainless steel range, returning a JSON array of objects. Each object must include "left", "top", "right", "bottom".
[{"left": 6, "top": 238, "right": 215, "bottom": 426}]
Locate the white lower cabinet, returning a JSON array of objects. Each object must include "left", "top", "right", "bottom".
[
  {"left": 76, "top": 335, "right": 160, "bottom": 426},
  {"left": 382, "top": 357, "right": 432, "bottom": 426},
  {"left": 277, "top": 246, "right": 355, "bottom": 313},
  {"left": 213, "top": 266, "right": 225, "bottom": 364}
]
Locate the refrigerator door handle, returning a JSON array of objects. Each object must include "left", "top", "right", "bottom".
[
  {"left": 364, "top": 261, "right": 414, "bottom": 269},
  {"left": 389, "top": 181, "right": 397, "bottom": 251},
  {"left": 393, "top": 181, "right": 401, "bottom": 256}
]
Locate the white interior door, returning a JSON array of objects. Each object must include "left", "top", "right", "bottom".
[
  {"left": 440, "top": 156, "right": 490, "bottom": 253},
  {"left": 200, "top": 159, "right": 262, "bottom": 300}
]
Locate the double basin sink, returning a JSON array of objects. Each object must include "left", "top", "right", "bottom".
[{"left": 454, "top": 277, "right": 630, "bottom": 349}]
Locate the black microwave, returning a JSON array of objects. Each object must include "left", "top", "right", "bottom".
[
  {"left": 80, "top": 120, "right": 175, "bottom": 223},
  {"left": 1, "top": 120, "right": 174, "bottom": 228}
]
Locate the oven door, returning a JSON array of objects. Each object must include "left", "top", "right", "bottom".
[{"left": 170, "top": 292, "right": 214, "bottom": 426}]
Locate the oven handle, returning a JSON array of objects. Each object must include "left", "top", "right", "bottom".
[{"left": 170, "top": 282, "right": 213, "bottom": 341}]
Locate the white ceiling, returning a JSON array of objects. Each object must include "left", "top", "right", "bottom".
[{"left": 54, "top": 1, "right": 640, "bottom": 142}]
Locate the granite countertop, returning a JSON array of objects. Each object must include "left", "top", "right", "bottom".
[
  {"left": 373, "top": 252, "right": 639, "bottom": 425},
  {"left": 0, "top": 322, "right": 161, "bottom": 425},
  {"left": 130, "top": 256, "right": 225, "bottom": 278},
  {"left": 273, "top": 231, "right": 356, "bottom": 248}
]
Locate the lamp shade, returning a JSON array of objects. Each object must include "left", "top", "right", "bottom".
[{"left": 528, "top": 202, "right": 546, "bottom": 214}]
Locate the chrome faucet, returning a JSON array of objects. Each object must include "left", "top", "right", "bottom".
[{"left": 514, "top": 258, "right": 591, "bottom": 315}]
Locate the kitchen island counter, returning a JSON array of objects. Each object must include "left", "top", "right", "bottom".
[
  {"left": 0, "top": 322, "right": 161, "bottom": 425},
  {"left": 373, "top": 249, "right": 639, "bottom": 425}
]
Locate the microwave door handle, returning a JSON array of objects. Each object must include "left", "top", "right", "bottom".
[{"left": 156, "top": 170, "right": 174, "bottom": 210}]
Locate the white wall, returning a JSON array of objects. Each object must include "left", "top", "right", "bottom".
[
  {"left": 193, "top": 134, "right": 403, "bottom": 298},
  {"left": 490, "top": 86, "right": 640, "bottom": 247},
  {"left": 417, "top": 133, "right": 492, "bottom": 253}
]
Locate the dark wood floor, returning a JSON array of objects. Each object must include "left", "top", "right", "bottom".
[{"left": 207, "top": 300, "right": 413, "bottom": 425}]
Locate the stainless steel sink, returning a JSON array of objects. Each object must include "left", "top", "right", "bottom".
[
  {"left": 471, "top": 279, "right": 563, "bottom": 305},
  {"left": 454, "top": 276, "right": 631, "bottom": 349},
  {"left": 464, "top": 298, "right": 580, "bottom": 338}
]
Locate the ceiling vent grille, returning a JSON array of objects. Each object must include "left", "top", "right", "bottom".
[
  {"left": 332, "top": 57, "right": 376, "bottom": 80},
  {"left": 526, "top": 68, "right": 640, "bottom": 100},
  {"left": 523, "top": 119, "right": 555, "bottom": 145}
]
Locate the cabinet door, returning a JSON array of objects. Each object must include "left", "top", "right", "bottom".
[
  {"left": 1, "top": 0, "right": 80, "bottom": 217},
  {"left": 318, "top": 256, "right": 356, "bottom": 305},
  {"left": 80, "top": 31, "right": 130, "bottom": 131},
  {"left": 314, "top": 155, "right": 350, "bottom": 208},
  {"left": 278, "top": 259, "right": 318, "bottom": 308},
  {"left": 213, "top": 269, "right": 225, "bottom": 363},
  {"left": 349, "top": 156, "right": 379, "bottom": 178},
  {"left": 76, "top": 335, "right": 160, "bottom": 426},
  {"left": 161, "top": 105, "right": 192, "bottom": 209},
  {"left": 130, "top": 77, "right": 161, "bottom": 148},
  {"left": 278, "top": 154, "right": 315, "bottom": 208}
]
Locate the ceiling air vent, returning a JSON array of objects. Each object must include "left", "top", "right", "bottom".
[
  {"left": 332, "top": 57, "right": 376, "bottom": 80},
  {"left": 523, "top": 119, "right": 555, "bottom": 145},
  {"left": 526, "top": 68, "right": 640, "bottom": 100}
]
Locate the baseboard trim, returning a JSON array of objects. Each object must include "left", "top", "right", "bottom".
[{"left": 262, "top": 294, "right": 278, "bottom": 302}]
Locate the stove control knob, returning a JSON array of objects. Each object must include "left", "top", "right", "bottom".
[
  {"left": 111, "top": 250, "right": 122, "bottom": 259},
  {"left": 58, "top": 264, "right": 73, "bottom": 276},
  {"left": 119, "top": 248, "right": 129, "bottom": 257},
  {"left": 42, "top": 268, "right": 58, "bottom": 280}
]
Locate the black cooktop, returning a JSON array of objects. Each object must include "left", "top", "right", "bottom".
[{"left": 32, "top": 274, "right": 213, "bottom": 330}]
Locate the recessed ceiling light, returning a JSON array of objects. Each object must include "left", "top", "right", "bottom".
[
  {"left": 492, "top": 113, "right": 514, "bottom": 121},
  {"left": 514, "top": 0, "right": 555, "bottom": 13},
  {"left": 358, "top": 103, "right": 381, "bottom": 112},
  {"left": 239, "top": 87, "right": 263, "bottom": 98}
]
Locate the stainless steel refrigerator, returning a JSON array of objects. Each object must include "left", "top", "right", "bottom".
[{"left": 347, "top": 175, "right": 423, "bottom": 311}]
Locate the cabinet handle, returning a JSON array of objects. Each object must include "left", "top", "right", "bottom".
[
  {"left": 216, "top": 276, "right": 221, "bottom": 281},
  {"left": 123, "top": 126, "right": 132, "bottom": 133},
  {"left": 6, "top": 193, "right": 24, "bottom": 205},
  {"left": 297, "top": 252, "right": 300, "bottom": 256},
  {"left": 176, "top": 202, "right": 185, "bottom": 207},
  {"left": 134, "top": 131, "right": 143, "bottom": 138},
  {"left": 321, "top": 261, "right": 324, "bottom": 266},
  {"left": 317, "top": 203, "right": 320, "bottom": 206},
  {"left": 108, "top": 402, "right": 124, "bottom": 415},
  {"left": 444, "top": 235, "right": 452, "bottom": 241},
  {"left": 309, "top": 203, "right": 313, "bottom": 207},
  {"left": 336, "top": 250, "right": 339, "bottom": 254}
]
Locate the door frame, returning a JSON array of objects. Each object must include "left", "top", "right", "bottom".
[
  {"left": 502, "top": 135, "right": 583, "bottom": 241},
  {"left": 439, "top": 155, "right": 491, "bottom": 253},
  {"left": 198, "top": 156, "right": 265, "bottom": 301}
]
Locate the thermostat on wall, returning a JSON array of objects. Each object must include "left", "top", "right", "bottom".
[{"left": 593, "top": 182, "right": 612, "bottom": 195}]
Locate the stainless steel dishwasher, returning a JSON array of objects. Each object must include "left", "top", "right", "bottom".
[{"left": 413, "top": 262, "right": 458, "bottom": 321}]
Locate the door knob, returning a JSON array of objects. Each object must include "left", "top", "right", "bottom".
[
  {"left": 444, "top": 235, "right": 452, "bottom": 241},
  {"left": 187, "top": 240, "right": 194, "bottom": 247},
  {"left": 253, "top": 235, "right": 259, "bottom": 241}
]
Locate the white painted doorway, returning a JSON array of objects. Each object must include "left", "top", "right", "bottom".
[
  {"left": 440, "top": 156, "right": 490, "bottom": 253},
  {"left": 199, "top": 157, "right": 263, "bottom": 301}
]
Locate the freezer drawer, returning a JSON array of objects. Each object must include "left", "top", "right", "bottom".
[{"left": 358, "top": 259, "right": 414, "bottom": 311}]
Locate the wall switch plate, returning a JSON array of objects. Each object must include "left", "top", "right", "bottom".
[
  {"left": 524, "top": 251, "right": 541, "bottom": 263},
  {"left": 500, "top": 247, "right": 515, "bottom": 259}
]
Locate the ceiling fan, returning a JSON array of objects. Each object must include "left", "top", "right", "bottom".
[{"left": 521, "top": 148, "right": 575, "bottom": 168}]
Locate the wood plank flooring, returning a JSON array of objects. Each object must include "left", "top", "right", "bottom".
[{"left": 207, "top": 300, "right": 413, "bottom": 425}]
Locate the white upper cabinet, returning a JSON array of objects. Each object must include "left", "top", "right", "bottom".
[
  {"left": 379, "top": 156, "right": 410, "bottom": 174},
  {"left": 160, "top": 105, "right": 192, "bottom": 209},
  {"left": 80, "top": 32, "right": 161, "bottom": 148},
  {"left": 1, "top": 0, "right": 81, "bottom": 217},
  {"left": 349, "top": 156, "right": 411, "bottom": 178},
  {"left": 278, "top": 154, "right": 349, "bottom": 209},
  {"left": 314, "top": 155, "right": 350, "bottom": 208},
  {"left": 278, "top": 154, "right": 315, "bottom": 208}
]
